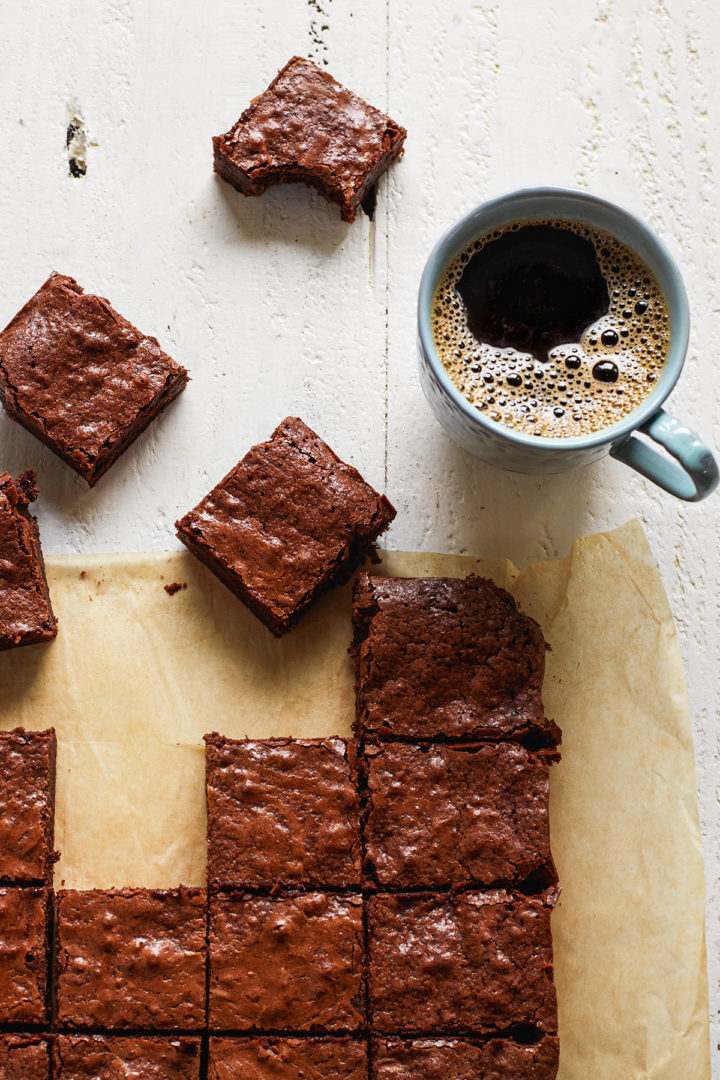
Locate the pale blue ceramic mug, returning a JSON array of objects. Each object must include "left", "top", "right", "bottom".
[{"left": 418, "top": 187, "right": 718, "bottom": 501}]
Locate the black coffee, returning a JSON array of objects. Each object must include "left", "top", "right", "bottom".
[{"left": 432, "top": 218, "right": 670, "bottom": 438}]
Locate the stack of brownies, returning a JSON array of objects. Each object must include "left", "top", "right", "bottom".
[{"left": 204, "top": 571, "right": 561, "bottom": 1079}]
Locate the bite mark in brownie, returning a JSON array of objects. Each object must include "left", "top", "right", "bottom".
[
  {"left": 0, "top": 887, "right": 50, "bottom": 1025},
  {"left": 0, "top": 728, "right": 58, "bottom": 885},
  {"left": 0, "top": 1035, "right": 51, "bottom": 1080},
  {"left": 53, "top": 1036, "right": 202, "bottom": 1079},
  {"left": 55, "top": 887, "right": 206, "bottom": 1030},
  {"left": 0, "top": 273, "right": 188, "bottom": 485},
  {"left": 209, "top": 1037, "right": 368, "bottom": 1080},
  {"left": 371, "top": 1036, "right": 560, "bottom": 1080},
  {"left": 352, "top": 574, "right": 560, "bottom": 745},
  {"left": 363, "top": 741, "right": 556, "bottom": 889},
  {"left": 176, "top": 417, "right": 395, "bottom": 636},
  {"left": 206, "top": 734, "right": 362, "bottom": 889},
  {"left": 367, "top": 889, "right": 557, "bottom": 1035},
  {"left": 0, "top": 471, "right": 57, "bottom": 651},
  {"left": 209, "top": 891, "right": 365, "bottom": 1031},
  {"left": 213, "top": 56, "right": 406, "bottom": 222}
]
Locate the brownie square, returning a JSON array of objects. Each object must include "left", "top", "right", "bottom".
[
  {"left": 0, "top": 728, "right": 57, "bottom": 885},
  {"left": 213, "top": 56, "right": 406, "bottom": 222},
  {"left": 0, "top": 273, "right": 188, "bottom": 485},
  {"left": 55, "top": 888, "right": 206, "bottom": 1030},
  {"left": 209, "top": 891, "right": 365, "bottom": 1031},
  {"left": 209, "top": 1038, "right": 368, "bottom": 1080},
  {"left": 371, "top": 1037, "right": 559, "bottom": 1079},
  {"left": 363, "top": 742, "right": 556, "bottom": 889},
  {"left": 53, "top": 1036, "right": 201, "bottom": 1079},
  {"left": 0, "top": 887, "right": 50, "bottom": 1024},
  {"left": 0, "top": 1035, "right": 51, "bottom": 1080},
  {"left": 367, "top": 890, "right": 557, "bottom": 1035},
  {"left": 0, "top": 472, "right": 57, "bottom": 651},
  {"left": 176, "top": 417, "right": 395, "bottom": 636},
  {"left": 352, "top": 574, "right": 560, "bottom": 745},
  {"left": 206, "top": 734, "right": 362, "bottom": 889}
]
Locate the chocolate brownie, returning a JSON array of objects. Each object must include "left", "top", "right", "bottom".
[
  {"left": 209, "top": 1038, "right": 368, "bottom": 1080},
  {"left": 209, "top": 891, "right": 365, "bottom": 1031},
  {"left": 0, "top": 472, "right": 57, "bottom": 651},
  {"left": 176, "top": 417, "right": 395, "bottom": 636},
  {"left": 213, "top": 57, "right": 406, "bottom": 222},
  {"left": 206, "top": 734, "right": 362, "bottom": 889},
  {"left": 0, "top": 887, "right": 50, "bottom": 1024},
  {"left": 352, "top": 574, "right": 560, "bottom": 745},
  {"left": 0, "top": 1036, "right": 51, "bottom": 1080},
  {"left": 0, "top": 728, "right": 57, "bottom": 885},
  {"left": 363, "top": 742, "right": 556, "bottom": 888},
  {"left": 0, "top": 274, "right": 188, "bottom": 485},
  {"left": 53, "top": 1036, "right": 201, "bottom": 1079},
  {"left": 55, "top": 887, "right": 206, "bottom": 1030},
  {"left": 371, "top": 1036, "right": 560, "bottom": 1079},
  {"left": 367, "top": 890, "right": 557, "bottom": 1035}
]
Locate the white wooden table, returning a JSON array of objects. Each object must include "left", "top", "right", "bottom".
[{"left": 1, "top": 0, "right": 717, "bottom": 1068}]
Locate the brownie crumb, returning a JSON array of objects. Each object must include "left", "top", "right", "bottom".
[{"left": 164, "top": 582, "right": 187, "bottom": 596}]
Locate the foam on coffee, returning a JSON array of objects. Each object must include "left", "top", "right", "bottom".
[{"left": 432, "top": 218, "right": 670, "bottom": 438}]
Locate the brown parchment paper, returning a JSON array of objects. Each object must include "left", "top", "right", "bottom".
[{"left": 0, "top": 519, "right": 710, "bottom": 1079}]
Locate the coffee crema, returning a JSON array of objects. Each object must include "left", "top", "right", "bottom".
[{"left": 432, "top": 218, "right": 670, "bottom": 438}]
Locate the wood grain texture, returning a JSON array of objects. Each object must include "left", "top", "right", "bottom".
[{"left": 0, "top": 0, "right": 717, "bottom": 1070}]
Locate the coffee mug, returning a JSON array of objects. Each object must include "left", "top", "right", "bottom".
[{"left": 417, "top": 187, "right": 718, "bottom": 501}]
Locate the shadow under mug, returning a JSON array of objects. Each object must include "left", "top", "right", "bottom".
[{"left": 417, "top": 187, "right": 719, "bottom": 502}]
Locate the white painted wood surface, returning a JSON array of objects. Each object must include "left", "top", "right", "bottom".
[{"left": 0, "top": 0, "right": 717, "bottom": 1067}]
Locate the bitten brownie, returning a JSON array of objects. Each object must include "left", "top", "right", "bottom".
[
  {"left": 0, "top": 728, "right": 57, "bottom": 885},
  {"left": 176, "top": 417, "right": 395, "bottom": 636},
  {"left": 352, "top": 574, "right": 560, "bottom": 744},
  {"left": 0, "top": 471, "right": 57, "bottom": 651},
  {"left": 363, "top": 741, "right": 556, "bottom": 888},
  {"left": 209, "top": 891, "right": 365, "bottom": 1031},
  {"left": 367, "top": 890, "right": 557, "bottom": 1035},
  {"left": 206, "top": 734, "right": 362, "bottom": 889},
  {"left": 0, "top": 1035, "right": 51, "bottom": 1080},
  {"left": 371, "top": 1036, "right": 560, "bottom": 1080},
  {"left": 0, "top": 887, "right": 50, "bottom": 1025},
  {"left": 209, "top": 1038, "right": 368, "bottom": 1080},
  {"left": 53, "top": 1036, "right": 202, "bottom": 1080},
  {"left": 55, "top": 888, "right": 206, "bottom": 1030},
  {"left": 213, "top": 56, "right": 406, "bottom": 222},
  {"left": 0, "top": 273, "right": 188, "bottom": 485}
]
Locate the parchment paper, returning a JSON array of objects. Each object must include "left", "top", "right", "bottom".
[{"left": 0, "top": 520, "right": 709, "bottom": 1079}]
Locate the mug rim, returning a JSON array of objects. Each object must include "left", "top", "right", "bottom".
[{"left": 417, "top": 186, "right": 691, "bottom": 452}]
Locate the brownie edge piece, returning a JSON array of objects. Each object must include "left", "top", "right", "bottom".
[
  {"left": 54, "top": 1036, "right": 201, "bottom": 1080},
  {"left": 0, "top": 471, "right": 57, "bottom": 651},
  {"left": 0, "top": 274, "right": 188, "bottom": 485},
  {"left": 372, "top": 1037, "right": 560, "bottom": 1080},
  {"left": 367, "top": 889, "right": 558, "bottom": 1035},
  {"left": 213, "top": 56, "right": 406, "bottom": 222},
  {"left": 0, "top": 728, "right": 58, "bottom": 885},
  {"left": 364, "top": 742, "right": 556, "bottom": 888},
  {"left": 352, "top": 574, "right": 560, "bottom": 745},
  {"left": 0, "top": 1035, "right": 51, "bottom": 1080},
  {"left": 209, "top": 1038, "right": 368, "bottom": 1080},
  {"left": 205, "top": 734, "right": 362, "bottom": 888},
  {"left": 0, "top": 888, "right": 50, "bottom": 1025},
  {"left": 55, "top": 888, "right": 206, "bottom": 1030},
  {"left": 176, "top": 417, "right": 395, "bottom": 636}
]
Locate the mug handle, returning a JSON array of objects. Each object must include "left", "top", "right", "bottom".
[{"left": 610, "top": 408, "right": 719, "bottom": 502}]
